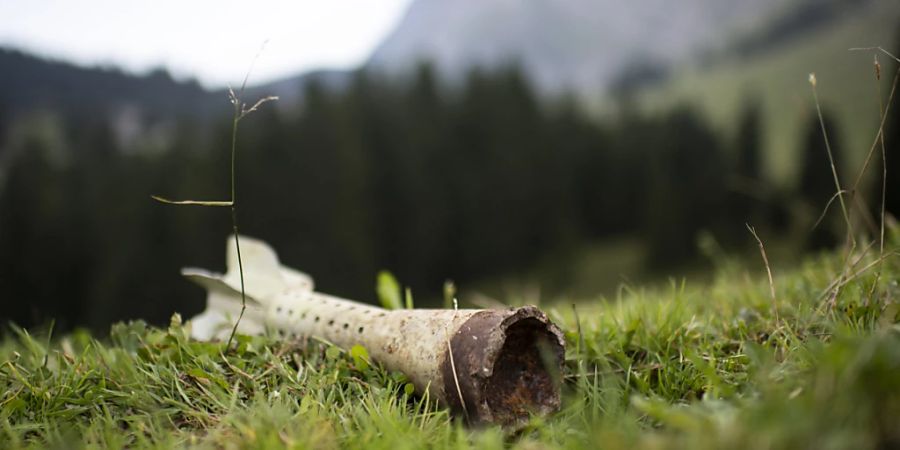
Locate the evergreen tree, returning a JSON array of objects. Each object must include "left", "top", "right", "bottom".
[
  {"left": 0, "top": 133, "right": 85, "bottom": 329},
  {"left": 798, "top": 110, "right": 844, "bottom": 250},
  {"left": 644, "top": 107, "right": 728, "bottom": 265},
  {"left": 394, "top": 64, "right": 454, "bottom": 289},
  {"left": 884, "top": 33, "right": 900, "bottom": 219},
  {"left": 724, "top": 98, "right": 767, "bottom": 244}
]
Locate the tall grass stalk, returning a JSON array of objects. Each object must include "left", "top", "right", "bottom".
[
  {"left": 812, "top": 46, "right": 900, "bottom": 305},
  {"left": 152, "top": 48, "right": 276, "bottom": 349}
]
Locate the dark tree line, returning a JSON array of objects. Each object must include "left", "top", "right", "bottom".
[{"left": 0, "top": 62, "right": 881, "bottom": 333}]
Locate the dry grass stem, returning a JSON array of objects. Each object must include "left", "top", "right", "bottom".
[
  {"left": 150, "top": 196, "right": 233, "bottom": 207},
  {"left": 747, "top": 224, "right": 778, "bottom": 323},
  {"left": 152, "top": 42, "right": 277, "bottom": 350},
  {"left": 445, "top": 332, "right": 468, "bottom": 420},
  {"left": 849, "top": 46, "right": 900, "bottom": 63}
]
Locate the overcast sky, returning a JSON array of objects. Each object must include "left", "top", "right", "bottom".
[{"left": 0, "top": 0, "right": 414, "bottom": 88}]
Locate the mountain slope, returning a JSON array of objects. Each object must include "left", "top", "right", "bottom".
[
  {"left": 633, "top": 0, "right": 900, "bottom": 184},
  {"left": 239, "top": 69, "right": 352, "bottom": 109},
  {"left": 366, "top": 0, "right": 785, "bottom": 93},
  {"left": 0, "top": 48, "right": 219, "bottom": 121}
]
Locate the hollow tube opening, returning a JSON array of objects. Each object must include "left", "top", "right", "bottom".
[{"left": 483, "top": 316, "right": 563, "bottom": 425}]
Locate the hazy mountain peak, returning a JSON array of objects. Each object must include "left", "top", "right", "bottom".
[{"left": 367, "top": 0, "right": 785, "bottom": 93}]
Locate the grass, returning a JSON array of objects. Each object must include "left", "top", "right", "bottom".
[{"left": 2, "top": 224, "right": 899, "bottom": 449}]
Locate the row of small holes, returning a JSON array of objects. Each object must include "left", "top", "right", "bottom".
[
  {"left": 274, "top": 299, "right": 367, "bottom": 335},
  {"left": 275, "top": 330, "right": 300, "bottom": 339}
]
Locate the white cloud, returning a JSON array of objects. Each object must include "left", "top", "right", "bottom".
[{"left": 0, "top": 0, "right": 413, "bottom": 88}]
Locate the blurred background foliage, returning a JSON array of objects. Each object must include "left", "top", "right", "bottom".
[{"left": 0, "top": 1, "right": 898, "bottom": 333}]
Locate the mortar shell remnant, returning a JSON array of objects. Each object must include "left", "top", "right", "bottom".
[{"left": 184, "top": 235, "right": 565, "bottom": 427}]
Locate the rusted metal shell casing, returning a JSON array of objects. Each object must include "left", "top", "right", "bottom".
[{"left": 184, "top": 236, "right": 566, "bottom": 427}]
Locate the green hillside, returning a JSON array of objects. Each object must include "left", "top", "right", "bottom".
[{"left": 634, "top": 2, "right": 900, "bottom": 185}]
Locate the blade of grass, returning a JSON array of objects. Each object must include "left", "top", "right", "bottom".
[
  {"left": 150, "top": 196, "right": 233, "bottom": 207},
  {"left": 151, "top": 42, "right": 277, "bottom": 350}
]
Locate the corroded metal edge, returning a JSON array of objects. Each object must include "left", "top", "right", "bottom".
[{"left": 440, "top": 306, "right": 566, "bottom": 427}]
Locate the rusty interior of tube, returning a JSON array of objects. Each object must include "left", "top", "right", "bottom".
[
  {"left": 443, "top": 307, "right": 565, "bottom": 427},
  {"left": 483, "top": 316, "right": 564, "bottom": 425}
]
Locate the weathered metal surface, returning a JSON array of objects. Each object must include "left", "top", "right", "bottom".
[
  {"left": 184, "top": 235, "right": 565, "bottom": 427},
  {"left": 440, "top": 307, "right": 564, "bottom": 427}
]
